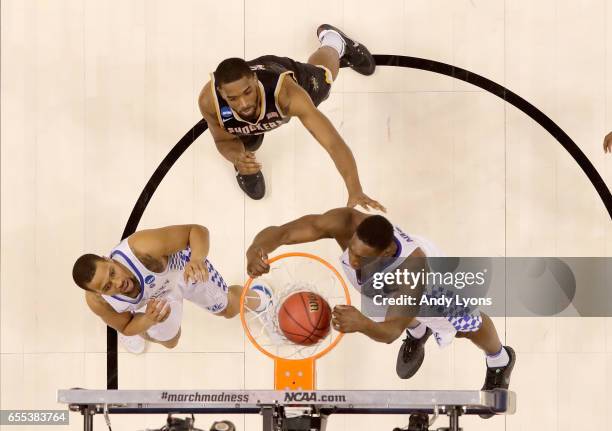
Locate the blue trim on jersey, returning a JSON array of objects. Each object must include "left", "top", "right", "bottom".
[
  {"left": 392, "top": 236, "right": 402, "bottom": 258},
  {"left": 109, "top": 250, "right": 145, "bottom": 304}
]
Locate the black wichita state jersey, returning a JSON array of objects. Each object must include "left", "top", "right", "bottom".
[{"left": 210, "top": 55, "right": 313, "bottom": 137}]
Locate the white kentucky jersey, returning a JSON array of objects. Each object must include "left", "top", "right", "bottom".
[
  {"left": 102, "top": 239, "right": 193, "bottom": 313},
  {"left": 339, "top": 227, "right": 441, "bottom": 296},
  {"left": 339, "top": 228, "right": 482, "bottom": 345}
]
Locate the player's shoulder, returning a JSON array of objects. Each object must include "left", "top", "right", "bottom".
[
  {"left": 324, "top": 207, "right": 366, "bottom": 220},
  {"left": 126, "top": 230, "right": 157, "bottom": 257},
  {"left": 276, "top": 74, "right": 301, "bottom": 114},
  {"left": 319, "top": 207, "right": 366, "bottom": 229},
  {"left": 279, "top": 71, "right": 319, "bottom": 116},
  {"left": 278, "top": 73, "right": 306, "bottom": 101},
  {"left": 198, "top": 80, "right": 216, "bottom": 115}
]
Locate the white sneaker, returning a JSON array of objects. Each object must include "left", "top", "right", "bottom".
[
  {"left": 249, "top": 282, "right": 283, "bottom": 343},
  {"left": 250, "top": 282, "right": 275, "bottom": 313},
  {"left": 118, "top": 333, "right": 146, "bottom": 354}
]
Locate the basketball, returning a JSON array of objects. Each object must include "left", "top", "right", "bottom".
[{"left": 278, "top": 291, "right": 332, "bottom": 346}]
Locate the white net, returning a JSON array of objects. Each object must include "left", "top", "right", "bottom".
[{"left": 242, "top": 254, "right": 349, "bottom": 360}]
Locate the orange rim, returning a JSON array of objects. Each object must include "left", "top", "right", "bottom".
[{"left": 240, "top": 252, "right": 351, "bottom": 362}]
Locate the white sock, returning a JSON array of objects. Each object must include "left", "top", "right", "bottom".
[
  {"left": 250, "top": 286, "right": 270, "bottom": 313},
  {"left": 407, "top": 322, "right": 427, "bottom": 339},
  {"left": 486, "top": 346, "right": 510, "bottom": 368},
  {"left": 319, "top": 30, "right": 345, "bottom": 58}
]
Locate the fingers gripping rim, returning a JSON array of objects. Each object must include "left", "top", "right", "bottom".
[{"left": 240, "top": 252, "right": 351, "bottom": 362}]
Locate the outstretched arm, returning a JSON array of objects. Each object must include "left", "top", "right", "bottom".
[
  {"left": 246, "top": 208, "right": 356, "bottom": 277},
  {"left": 86, "top": 294, "right": 170, "bottom": 337},
  {"left": 332, "top": 305, "right": 415, "bottom": 343},
  {"left": 282, "top": 79, "right": 385, "bottom": 212},
  {"left": 199, "top": 82, "right": 262, "bottom": 175},
  {"left": 331, "top": 250, "right": 427, "bottom": 343}
]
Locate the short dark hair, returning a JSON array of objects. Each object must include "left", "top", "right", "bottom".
[
  {"left": 72, "top": 254, "right": 103, "bottom": 291},
  {"left": 356, "top": 215, "right": 394, "bottom": 251},
  {"left": 214, "top": 58, "right": 254, "bottom": 87}
]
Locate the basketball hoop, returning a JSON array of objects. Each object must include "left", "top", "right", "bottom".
[{"left": 240, "top": 252, "right": 351, "bottom": 390}]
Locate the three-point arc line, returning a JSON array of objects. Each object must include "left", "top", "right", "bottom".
[{"left": 107, "top": 55, "right": 612, "bottom": 389}]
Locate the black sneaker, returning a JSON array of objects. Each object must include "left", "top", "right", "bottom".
[
  {"left": 480, "top": 346, "right": 516, "bottom": 419},
  {"left": 407, "top": 413, "right": 429, "bottom": 431},
  {"left": 396, "top": 328, "right": 432, "bottom": 379},
  {"left": 316, "top": 24, "right": 376, "bottom": 76},
  {"left": 236, "top": 170, "right": 265, "bottom": 200}
]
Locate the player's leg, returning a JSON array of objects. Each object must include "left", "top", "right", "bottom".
[
  {"left": 215, "top": 285, "right": 241, "bottom": 318},
  {"left": 234, "top": 135, "right": 265, "bottom": 200},
  {"left": 183, "top": 260, "right": 273, "bottom": 318},
  {"left": 456, "top": 313, "right": 515, "bottom": 383},
  {"left": 141, "top": 327, "right": 182, "bottom": 349},
  {"left": 307, "top": 47, "right": 340, "bottom": 81},
  {"left": 117, "top": 332, "right": 146, "bottom": 354},
  {"left": 213, "top": 285, "right": 263, "bottom": 318},
  {"left": 454, "top": 313, "right": 502, "bottom": 354},
  {"left": 217, "top": 282, "right": 275, "bottom": 318},
  {"left": 454, "top": 312, "right": 516, "bottom": 418}
]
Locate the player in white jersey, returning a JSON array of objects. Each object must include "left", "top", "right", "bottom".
[
  {"left": 72, "top": 224, "right": 272, "bottom": 353},
  {"left": 246, "top": 208, "right": 515, "bottom": 414}
]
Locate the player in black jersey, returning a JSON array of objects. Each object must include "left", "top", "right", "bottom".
[{"left": 199, "top": 24, "right": 384, "bottom": 211}]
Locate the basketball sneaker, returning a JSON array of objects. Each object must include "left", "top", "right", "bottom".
[
  {"left": 250, "top": 282, "right": 275, "bottom": 313},
  {"left": 235, "top": 170, "right": 265, "bottom": 200},
  {"left": 118, "top": 333, "right": 146, "bottom": 354},
  {"left": 317, "top": 24, "right": 376, "bottom": 76},
  {"left": 482, "top": 346, "right": 516, "bottom": 390},
  {"left": 391, "top": 413, "right": 429, "bottom": 431},
  {"left": 210, "top": 420, "right": 236, "bottom": 431},
  {"left": 407, "top": 413, "right": 429, "bottom": 431},
  {"left": 479, "top": 346, "right": 516, "bottom": 419},
  {"left": 249, "top": 282, "right": 283, "bottom": 343},
  {"left": 396, "top": 328, "right": 432, "bottom": 379}
]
